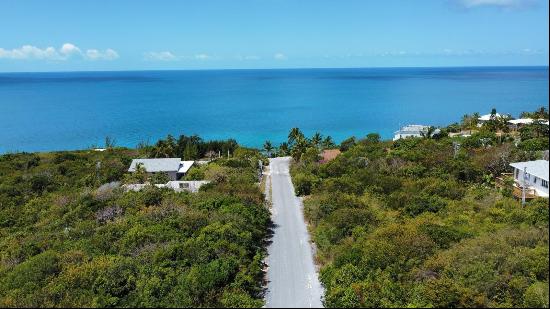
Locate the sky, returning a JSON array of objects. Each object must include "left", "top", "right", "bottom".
[{"left": 0, "top": 0, "right": 548, "bottom": 72}]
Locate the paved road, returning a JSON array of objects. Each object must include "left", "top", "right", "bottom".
[{"left": 265, "top": 157, "right": 324, "bottom": 308}]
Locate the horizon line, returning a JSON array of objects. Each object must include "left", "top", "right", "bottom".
[{"left": 0, "top": 64, "right": 548, "bottom": 75}]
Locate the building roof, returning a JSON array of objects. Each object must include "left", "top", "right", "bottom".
[
  {"left": 128, "top": 158, "right": 182, "bottom": 172},
  {"left": 478, "top": 113, "right": 503, "bottom": 121},
  {"left": 320, "top": 149, "right": 341, "bottom": 163},
  {"left": 178, "top": 161, "right": 195, "bottom": 174},
  {"left": 394, "top": 125, "right": 440, "bottom": 138},
  {"left": 508, "top": 118, "right": 534, "bottom": 125},
  {"left": 508, "top": 118, "right": 549, "bottom": 125},
  {"left": 510, "top": 160, "right": 549, "bottom": 181},
  {"left": 394, "top": 124, "right": 429, "bottom": 135}
]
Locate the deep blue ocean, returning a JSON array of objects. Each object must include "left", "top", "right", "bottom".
[{"left": 0, "top": 66, "right": 548, "bottom": 153}]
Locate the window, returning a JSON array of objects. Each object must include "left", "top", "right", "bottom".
[
  {"left": 542, "top": 180, "right": 549, "bottom": 189},
  {"left": 515, "top": 169, "right": 519, "bottom": 179},
  {"left": 534, "top": 177, "right": 538, "bottom": 184}
]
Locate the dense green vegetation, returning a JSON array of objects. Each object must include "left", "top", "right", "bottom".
[
  {"left": 145, "top": 134, "right": 239, "bottom": 160},
  {"left": 0, "top": 107, "right": 548, "bottom": 308},
  {"left": 0, "top": 140, "right": 269, "bottom": 307},
  {"left": 290, "top": 107, "right": 549, "bottom": 307}
]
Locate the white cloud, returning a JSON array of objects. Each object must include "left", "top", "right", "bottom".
[
  {"left": 457, "top": 0, "right": 536, "bottom": 8},
  {"left": 274, "top": 53, "right": 287, "bottom": 60},
  {"left": 85, "top": 48, "right": 119, "bottom": 60},
  {"left": 0, "top": 43, "right": 119, "bottom": 61},
  {"left": 237, "top": 55, "right": 261, "bottom": 61},
  {"left": 194, "top": 53, "right": 210, "bottom": 60},
  {"left": 60, "top": 43, "right": 81, "bottom": 56},
  {"left": 144, "top": 51, "right": 178, "bottom": 61},
  {"left": 0, "top": 45, "right": 60, "bottom": 60},
  {"left": 144, "top": 52, "right": 221, "bottom": 61}
]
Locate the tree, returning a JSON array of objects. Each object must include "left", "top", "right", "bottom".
[
  {"left": 279, "top": 142, "right": 290, "bottom": 156},
  {"left": 365, "top": 133, "right": 381, "bottom": 144},
  {"left": 105, "top": 136, "right": 116, "bottom": 149},
  {"left": 288, "top": 127, "right": 304, "bottom": 146},
  {"left": 291, "top": 138, "right": 309, "bottom": 161},
  {"left": 124, "top": 162, "right": 148, "bottom": 183},
  {"left": 321, "top": 136, "right": 336, "bottom": 149},
  {"left": 150, "top": 172, "right": 170, "bottom": 184},
  {"left": 311, "top": 132, "right": 323, "bottom": 149},
  {"left": 183, "top": 142, "right": 199, "bottom": 160},
  {"left": 340, "top": 137, "right": 356, "bottom": 151},
  {"left": 532, "top": 119, "right": 549, "bottom": 137},
  {"left": 263, "top": 141, "right": 274, "bottom": 158},
  {"left": 421, "top": 126, "right": 437, "bottom": 139}
]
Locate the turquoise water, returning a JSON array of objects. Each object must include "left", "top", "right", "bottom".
[{"left": 0, "top": 66, "right": 548, "bottom": 153}]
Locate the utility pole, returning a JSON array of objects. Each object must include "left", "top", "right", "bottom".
[
  {"left": 453, "top": 142, "right": 461, "bottom": 159},
  {"left": 521, "top": 166, "right": 527, "bottom": 206},
  {"left": 96, "top": 161, "right": 101, "bottom": 185}
]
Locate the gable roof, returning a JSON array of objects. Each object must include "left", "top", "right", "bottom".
[
  {"left": 478, "top": 113, "right": 503, "bottom": 121},
  {"left": 510, "top": 160, "right": 549, "bottom": 181},
  {"left": 178, "top": 161, "right": 195, "bottom": 174},
  {"left": 508, "top": 118, "right": 549, "bottom": 125},
  {"left": 128, "top": 158, "right": 182, "bottom": 172}
]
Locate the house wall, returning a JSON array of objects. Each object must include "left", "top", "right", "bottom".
[
  {"left": 393, "top": 133, "right": 422, "bottom": 141},
  {"left": 514, "top": 168, "right": 549, "bottom": 197}
]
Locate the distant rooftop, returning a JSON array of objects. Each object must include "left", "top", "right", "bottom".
[
  {"left": 478, "top": 113, "right": 503, "bottom": 121},
  {"left": 508, "top": 118, "right": 549, "bottom": 125},
  {"left": 128, "top": 158, "right": 182, "bottom": 172},
  {"left": 394, "top": 124, "right": 430, "bottom": 135}
]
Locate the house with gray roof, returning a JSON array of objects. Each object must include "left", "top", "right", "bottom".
[
  {"left": 510, "top": 160, "right": 549, "bottom": 198},
  {"left": 393, "top": 124, "right": 440, "bottom": 141},
  {"left": 128, "top": 158, "right": 194, "bottom": 181}
]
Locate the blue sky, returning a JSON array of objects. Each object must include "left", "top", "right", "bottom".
[{"left": 0, "top": 0, "right": 548, "bottom": 72}]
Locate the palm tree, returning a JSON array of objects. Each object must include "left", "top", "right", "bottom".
[
  {"left": 288, "top": 127, "right": 304, "bottom": 146},
  {"left": 461, "top": 114, "right": 470, "bottom": 130},
  {"left": 291, "top": 138, "right": 309, "bottom": 161},
  {"left": 321, "top": 136, "right": 335, "bottom": 149},
  {"left": 420, "top": 126, "right": 435, "bottom": 139},
  {"left": 279, "top": 142, "right": 289, "bottom": 156},
  {"left": 311, "top": 132, "right": 323, "bottom": 149},
  {"left": 536, "top": 106, "right": 549, "bottom": 119},
  {"left": 471, "top": 112, "right": 480, "bottom": 128},
  {"left": 263, "top": 140, "right": 274, "bottom": 157}
]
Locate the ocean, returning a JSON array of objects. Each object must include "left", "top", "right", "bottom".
[{"left": 0, "top": 66, "right": 548, "bottom": 153}]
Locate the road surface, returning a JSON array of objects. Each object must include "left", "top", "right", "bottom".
[{"left": 265, "top": 157, "right": 324, "bottom": 308}]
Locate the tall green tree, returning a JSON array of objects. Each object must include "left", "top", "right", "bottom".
[
  {"left": 263, "top": 140, "right": 274, "bottom": 157},
  {"left": 321, "top": 136, "right": 336, "bottom": 149},
  {"left": 311, "top": 132, "right": 323, "bottom": 149},
  {"left": 288, "top": 127, "right": 304, "bottom": 146}
]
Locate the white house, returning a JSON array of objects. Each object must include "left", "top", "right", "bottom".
[
  {"left": 510, "top": 160, "right": 549, "bottom": 198},
  {"left": 508, "top": 118, "right": 549, "bottom": 131},
  {"left": 393, "top": 125, "right": 440, "bottom": 141},
  {"left": 477, "top": 113, "right": 509, "bottom": 127},
  {"left": 123, "top": 180, "right": 210, "bottom": 193},
  {"left": 128, "top": 158, "right": 194, "bottom": 181}
]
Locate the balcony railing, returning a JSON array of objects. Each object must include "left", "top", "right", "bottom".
[{"left": 496, "top": 173, "right": 538, "bottom": 200}]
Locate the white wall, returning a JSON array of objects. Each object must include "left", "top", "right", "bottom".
[
  {"left": 393, "top": 133, "right": 422, "bottom": 141},
  {"left": 514, "top": 168, "right": 549, "bottom": 197}
]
